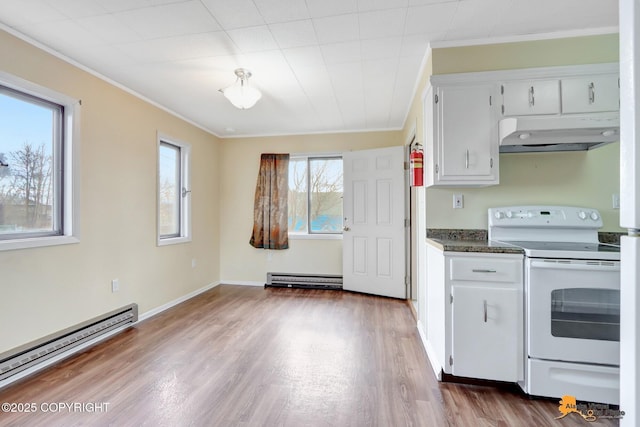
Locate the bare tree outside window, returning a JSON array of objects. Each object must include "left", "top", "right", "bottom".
[
  {"left": 288, "top": 156, "right": 343, "bottom": 234},
  {"left": 0, "top": 143, "right": 54, "bottom": 233},
  {"left": 0, "top": 88, "right": 60, "bottom": 237}
]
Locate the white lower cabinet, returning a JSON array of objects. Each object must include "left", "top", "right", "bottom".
[
  {"left": 423, "top": 246, "right": 523, "bottom": 382},
  {"left": 451, "top": 285, "right": 521, "bottom": 381}
]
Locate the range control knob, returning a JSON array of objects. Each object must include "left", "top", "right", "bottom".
[
  {"left": 494, "top": 211, "right": 505, "bottom": 219},
  {"left": 590, "top": 211, "right": 600, "bottom": 221},
  {"left": 506, "top": 211, "right": 514, "bottom": 218},
  {"left": 578, "top": 211, "right": 588, "bottom": 220}
]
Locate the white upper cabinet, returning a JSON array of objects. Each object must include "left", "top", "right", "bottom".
[
  {"left": 424, "top": 82, "right": 499, "bottom": 187},
  {"left": 501, "top": 79, "right": 561, "bottom": 116},
  {"left": 422, "top": 63, "right": 618, "bottom": 188},
  {"left": 561, "top": 74, "right": 620, "bottom": 113}
]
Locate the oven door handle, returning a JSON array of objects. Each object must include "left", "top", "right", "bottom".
[{"left": 529, "top": 260, "right": 619, "bottom": 271}]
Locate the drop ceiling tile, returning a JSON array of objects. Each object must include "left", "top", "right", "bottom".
[
  {"left": 20, "top": 20, "right": 106, "bottom": 50},
  {"left": 321, "top": 41, "right": 362, "bottom": 64},
  {"left": 408, "top": 0, "right": 457, "bottom": 5},
  {"left": 307, "top": 0, "right": 358, "bottom": 18},
  {"left": 76, "top": 14, "right": 143, "bottom": 44},
  {"left": 269, "top": 20, "right": 317, "bottom": 49},
  {"left": 444, "top": 0, "right": 510, "bottom": 41},
  {"left": 118, "top": 1, "right": 221, "bottom": 40},
  {"left": 0, "top": 0, "right": 66, "bottom": 27},
  {"left": 45, "top": 0, "right": 109, "bottom": 19},
  {"left": 327, "top": 62, "right": 365, "bottom": 96},
  {"left": 200, "top": 0, "right": 265, "bottom": 30},
  {"left": 363, "top": 58, "right": 398, "bottom": 89},
  {"left": 357, "top": 0, "right": 409, "bottom": 12},
  {"left": 282, "top": 46, "right": 326, "bottom": 70},
  {"left": 306, "top": 95, "right": 344, "bottom": 128},
  {"left": 252, "top": 0, "right": 310, "bottom": 24},
  {"left": 359, "top": 8, "right": 406, "bottom": 40},
  {"left": 361, "top": 37, "right": 402, "bottom": 60},
  {"left": 405, "top": 2, "right": 459, "bottom": 35},
  {"left": 313, "top": 13, "right": 360, "bottom": 44},
  {"left": 399, "top": 34, "right": 431, "bottom": 57},
  {"left": 227, "top": 26, "right": 279, "bottom": 53},
  {"left": 117, "top": 32, "right": 238, "bottom": 63},
  {"left": 292, "top": 66, "right": 335, "bottom": 97},
  {"left": 92, "top": 0, "right": 181, "bottom": 13}
]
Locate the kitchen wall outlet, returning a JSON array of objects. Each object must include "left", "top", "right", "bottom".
[
  {"left": 111, "top": 279, "right": 119, "bottom": 293},
  {"left": 453, "top": 194, "right": 464, "bottom": 209},
  {"left": 191, "top": 258, "right": 197, "bottom": 268},
  {"left": 612, "top": 193, "right": 620, "bottom": 209}
]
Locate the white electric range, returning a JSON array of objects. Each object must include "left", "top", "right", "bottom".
[{"left": 488, "top": 205, "right": 621, "bottom": 405}]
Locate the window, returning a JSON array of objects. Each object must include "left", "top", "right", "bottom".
[
  {"left": 288, "top": 155, "right": 343, "bottom": 236},
  {"left": 157, "top": 135, "right": 191, "bottom": 245},
  {"left": 0, "top": 73, "right": 79, "bottom": 251}
]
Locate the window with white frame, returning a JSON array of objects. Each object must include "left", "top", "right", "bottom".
[
  {"left": 288, "top": 155, "right": 343, "bottom": 235},
  {"left": 157, "top": 135, "right": 191, "bottom": 245},
  {"left": 0, "top": 74, "right": 79, "bottom": 251}
]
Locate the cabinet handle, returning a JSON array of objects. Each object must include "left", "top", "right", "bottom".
[
  {"left": 465, "top": 149, "right": 469, "bottom": 169},
  {"left": 588, "top": 82, "right": 595, "bottom": 104},
  {"left": 483, "top": 300, "right": 488, "bottom": 323},
  {"left": 472, "top": 269, "right": 497, "bottom": 273},
  {"left": 528, "top": 86, "right": 535, "bottom": 107}
]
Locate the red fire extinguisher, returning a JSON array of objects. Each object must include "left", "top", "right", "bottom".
[{"left": 410, "top": 143, "right": 423, "bottom": 187}]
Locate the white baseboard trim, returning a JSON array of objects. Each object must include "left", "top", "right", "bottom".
[
  {"left": 221, "top": 280, "right": 264, "bottom": 287},
  {"left": 138, "top": 281, "right": 220, "bottom": 322},
  {"left": 417, "top": 321, "right": 443, "bottom": 381}
]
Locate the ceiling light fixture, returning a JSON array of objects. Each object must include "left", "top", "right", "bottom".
[{"left": 219, "top": 68, "right": 262, "bottom": 110}]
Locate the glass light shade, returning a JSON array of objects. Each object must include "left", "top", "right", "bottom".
[{"left": 221, "top": 82, "right": 262, "bottom": 109}]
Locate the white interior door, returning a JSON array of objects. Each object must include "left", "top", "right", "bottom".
[{"left": 342, "top": 146, "right": 406, "bottom": 299}]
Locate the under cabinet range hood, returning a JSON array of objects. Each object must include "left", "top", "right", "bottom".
[{"left": 499, "top": 112, "right": 620, "bottom": 153}]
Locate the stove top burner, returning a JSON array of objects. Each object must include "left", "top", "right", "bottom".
[
  {"left": 491, "top": 240, "right": 621, "bottom": 261},
  {"left": 505, "top": 241, "right": 620, "bottom": 253},
  {"left": 487, "top": 206, "right": 621, "bottom": 261}
]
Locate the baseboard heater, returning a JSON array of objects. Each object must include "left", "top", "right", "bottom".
[
  {"left": 266, "top": 272, "right": 343, "bottom": 289},
  {"left": 0, "top": 303, "right": 138, "bottom": 382}
]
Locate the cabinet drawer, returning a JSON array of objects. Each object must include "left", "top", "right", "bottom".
[
  {"left": 561, "top": 75, "right": 619, "bottom": 113},
  {"left": 502, "top": 80, "right": 561, "bottom": 116},
  {"left": 449, "top": 257, "right": 522, "bottom": 283}
]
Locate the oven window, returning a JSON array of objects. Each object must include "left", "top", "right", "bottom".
[{"left": 551, "top": 288, "right": 620, "bottom": 342}]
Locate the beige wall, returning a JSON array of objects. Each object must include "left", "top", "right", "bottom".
[
  {"left": 402, "top": 34, "right": 623, "bottom": 232},
  {"left": 0, "top": 30, "right": 221, "bottom": 353},
  {"left": 219, "top": 132, "right": 401, "bottom": 283}
]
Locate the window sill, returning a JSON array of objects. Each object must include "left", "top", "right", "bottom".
[
  {"left": 288, "top": 233, "right": 342, "bottom": 240},
  {"left": 158, "top": 236, "right": 192, "bottom": 246},
  {"left": 0, "top": 235, "right": 80, "bottom": 252}
]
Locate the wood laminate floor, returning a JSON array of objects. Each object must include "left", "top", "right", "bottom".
[{"left": 0, "top": 285, "right": 619, "bottom": 426}]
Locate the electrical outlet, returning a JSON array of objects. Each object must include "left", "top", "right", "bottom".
[
  {"left": 453, "top": 194, "right": 464, "bottom": 209},
  {"left": 191, "top": 259, "right": 197, "bottom": 268},
  {"left": 111, "top": 279, "right": 119, "bottom": 293},
  {"left": 613, "top": 193, "right": 620, "bottom": 209}
]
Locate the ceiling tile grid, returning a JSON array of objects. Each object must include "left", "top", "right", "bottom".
[{"left": 0, "top": 0, "right": 619, "bottom": 137}]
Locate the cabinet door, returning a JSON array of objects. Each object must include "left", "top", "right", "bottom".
[
  {"left": 435, "top": 84, "right": 498, "bottom": 184},
  {"left": 502, "top": 80, "right": 561, "bottom": 116},
  {"left": 561, "top": 75, "right": 619, "bottom": 113},
  {"left": 451, "top": 285, "right": 521, "bottom": 382}
]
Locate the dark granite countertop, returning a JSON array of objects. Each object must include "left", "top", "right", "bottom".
[
  {"left": 426, "top": 229, "right": 524, "bottom": 254},
  {"left": 426, "top": 228, "right": 624, "bottom": 254}
]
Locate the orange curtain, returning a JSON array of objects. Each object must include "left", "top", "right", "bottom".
[{"left": 249, "top": 153, "right": 289, "bottom": 249}]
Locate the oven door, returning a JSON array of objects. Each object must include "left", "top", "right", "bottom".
[{"left": 527, "top": 258, "right": 620, "bottom": 366}]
